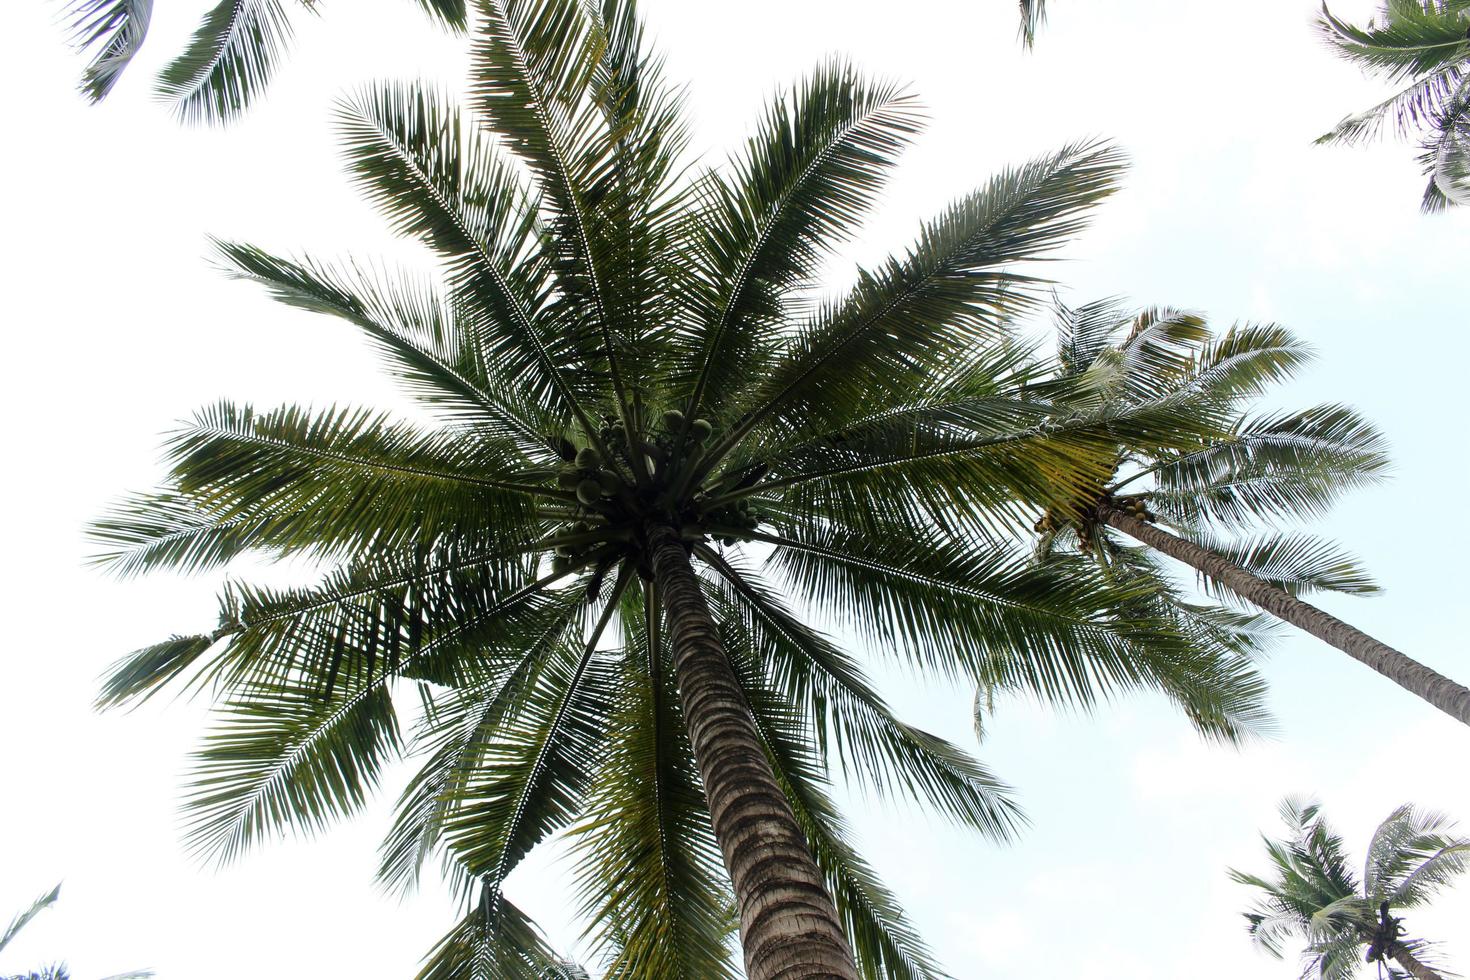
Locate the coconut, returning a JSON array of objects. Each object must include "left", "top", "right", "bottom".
[
  {"left": 576, "top": 479, "right": 602, "bottom": 505},
  {"left": 557, "top": 467, "right": 581, "bottom": 488},
  {"left": 662, "top": 409, "right": 685, "bottom": 430},
  {"left": 552, "top": 555, "right": 572, "bottom": 573},
  {"left": 554, "top": 544, "right": 574, "bottom": 558},
  {"left": 575, "top": 447, "right": 601, "bottom": 469},
  {"left": 691, "top": 418, "right": 713, "bottom": 441},
  {"left": 596, "top": 470, "right": 621, "bottom": 494}
]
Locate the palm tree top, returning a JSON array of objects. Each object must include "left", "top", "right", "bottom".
[
  {"left": 1232, "top": 798, "right": 1470, "bottom": 980},
  {"left": 91, "top": 0, "right": 1284, "bottom": 974}
]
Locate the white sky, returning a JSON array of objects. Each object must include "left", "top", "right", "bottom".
[{"left": 2, "top": 1, "right": 1468, "bottom": 978}]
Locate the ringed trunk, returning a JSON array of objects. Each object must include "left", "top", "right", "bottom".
[
  {"left": 646, "top": 524, "right": 860, "bottom": 980},
  {"left": 1101, "top": 507, "right": 1470, "bottom": 727},
  {"left": 1389, "top": 945, "right": 1445, "bottom": 980}
]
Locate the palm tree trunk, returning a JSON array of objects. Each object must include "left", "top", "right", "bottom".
[
  {"left": 646, "top": 524, "right": 859, "bottom": 980},
  {"left": 1100, "top": 506, "right": 1470, "bottom": 726},
  {"left": 1390, "top": 945, "right": 1445, "bottom": 980}
]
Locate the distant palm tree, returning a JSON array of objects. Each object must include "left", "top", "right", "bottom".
[
  {"left": 90, "top": 1, "right": 1272, "bottom": 977},
  {"left": 1015, "top": 298, "right": 1470, "bottom": 726},
  {"left": 1232, "top": 798, "right": 1470, "bottom": 980},
  {"left": 1317, "top": 0, "right": 1470, "bottom": 209},
  {"left": 0, "top": 884, "right": 152, "bottom": 980},
  {"left": 61, "top": 0, "right": 468, "bottom": 123}
]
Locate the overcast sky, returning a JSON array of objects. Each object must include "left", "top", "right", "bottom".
[{"left": 2, "top": 1, "right": 1468, "bottom": 978}]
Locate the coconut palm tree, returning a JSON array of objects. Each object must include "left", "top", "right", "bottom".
[
  {"left": 1317, "top": 0, "right": 1470, "bottom": 209},
  {"left": 0, "top": 884, "right": 152, "bottom": 980},
  {"left": 1231, "top": 798, "right": 1470, "bottom": 980},
  {"left": 90, "top": 2, "right": 1274, "bottom": 977},
  {"left": 1008, "top": 297, "right": 1470, "bottom": 728},
  {"left": 61, "top": 0, "right": 468, "bottom": 123}
]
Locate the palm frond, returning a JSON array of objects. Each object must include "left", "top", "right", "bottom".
[
  {"left": 1189, "top": 532, "right": 1382, "bottom": 600},
  {"left": 1, "top": 885, "right": 61, "bottom": 954},
  {"left": 680, "top": 60, "right": 923, "bottom": 422},
  {"left": 569, "top": 584, "right": 739, "bottom": 978},
  {"left": 723, "top": 632, "right": 951, "bottom": 980},
  {"left": 415, "top": 885, "right": 568, "bottom": 980},
  {"left": 437, "top": 573, "right": 629, "bottom": 888},
  {"left": 701, "top": 550, "right": 1023, "bottom": 841},
  {"left": 711, "top": 140, "right": 1126, "bottom": 462},
  {"left": 1147, "top": 404, "right": 1391, "bottom": 530},
  {"left": 63, "top": 0, "right": 153, "bottom": 102},
  {"left": 1318, "top": 2, "right": 1470, "bottom": 83},
  {"left": 214, "top": 241, "right": 552, "bottom": 448},
  {"left": 155, "top": 0, "right": 296, "bottom": 125}
]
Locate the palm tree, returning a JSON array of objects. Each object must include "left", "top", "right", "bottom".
[
  {"left": 1013, "top": 297, "right": 1470, "bottom": 727},
  {"left": 0, "top": 884, "right": 152, "bottom": 980},
  {"left": 90, "top": 2, "right": 1274, "bottom": 976},
  {"left": 61, "top": 0, "right": 468, "bottom": 123},
  {"left": 1232, "top": 798, "right": 1470, "bottom": 980},
  {"left": 1317, "top": 0, "right": 1470, "bottom": 210}
]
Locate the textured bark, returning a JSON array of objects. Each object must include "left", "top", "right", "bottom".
[
  {"left": 1390, "top": 945, "right": 1445, "bottom": 980},
  {"left": 1102, "top": 507, "right": 1470, "bottom": 726},
  {"left": 647, "top": 524, "right": 859, "bottom": 980}
]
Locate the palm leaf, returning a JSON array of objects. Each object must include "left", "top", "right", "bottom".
[
  {"left": 63, "top": 0, "right": 153, "bottom": 103},
  {"left": 155, "top": 0, "right": 296, "bottom": 125}
]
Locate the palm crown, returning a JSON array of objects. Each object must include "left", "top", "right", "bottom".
[
  {"left": 91, "top": 1, "right": 1288, "bottom": 976},
  {"left": 1232, "top": 798, "right": 1470, "bottom": 980},
  {"left": 964, "top": 297, "right": 1393, "bottom": 737},
  {"left": 1318, "top": 0, "right": 1470, "bottom": 209},
  {"left": 1030, "top": 298, "right": 1385, "bottom": 630},
  {"left": 1003, "top": 296, "right": 1470, "bottom": 727}
]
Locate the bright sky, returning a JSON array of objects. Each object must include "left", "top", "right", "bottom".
[{"left": 2, "top": 1, "right": 1468, "bottom": 978}]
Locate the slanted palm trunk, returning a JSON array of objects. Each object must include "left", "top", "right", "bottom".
[
  {"left": 647, "top": 524, "right": 859, "bottom": 980},
  {"left": 1391, "top": 945, "right": 1446, "bottom": 980},
  {"left": 1100, "top": 507, "right": 1470, "bottom": 726}
]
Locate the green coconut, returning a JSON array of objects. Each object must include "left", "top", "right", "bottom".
[
  {"left": 575, "top": 447, "right": 600, "bottom": 469},
  {"left": 576, "top": 479, "right": 603, "bottom": 505},
  {"left": 691, "top": 418, "right": 713, "bottom": 441},
  {"left": 662, "top": 409, "right": 685, "bottom": 430}
]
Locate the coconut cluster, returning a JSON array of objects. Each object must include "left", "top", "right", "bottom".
[
  {"left": 539, "top": 407, "right": 770, "bottom": 581},
  {"left": 1113, "top": 495, "right": 1156, "bottom": 523}
]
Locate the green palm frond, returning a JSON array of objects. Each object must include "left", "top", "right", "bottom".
[
  {"left": 415, "top": 885, "right": 568, "bottom": 980},
  {"left": 63, "top": 0, "right": 152, "bottom": 103},
  {"left": 569, "top": 585, "right": 739, "bottom": 978},
  {"left": 155, "top": 0, "right": 298, "bottom": 125},
  {"left": 1317, "top": 1, "right": 1470, "bottom": 207},
  {"left": 679, "top": 61, "right": 923, "bottom": 424},
  {"left": 214, "top": 242, "right": 552, "bottom": 447},
  {"left": 411, "top": 0, "right": 468, "bottom": 31},
  {"left": 725, "top": 629, "right": 950, "bottom": 980},
  {"left": 1189, "top": 532, "right": 1382, "bottom": 600},
  {"left": 699, "top": 552, "right": 1023, "bottom": 840},
  {"left": 1146, "top": 404, "right": 1391, "bottom": 530},
  {"left": 437, "top": 574, "right": 629, "bottom": 889},
  {"left": 0, "top": 885, "right": 60, "bottom": 955},
  {"left": 377, "top": 584, "right": 590, "bottom": 897},
  {"left": 1019, "top": 0, "right": 1048, "bottom": 49},
  {"left": 1318, "top": 2, "right": 1470, "bottom": 83},
  {"left": 713, "top": 141, "right": 1125, "bottom": 461},
  {"left": 182, "top": 670, "right": 403, "bottom": 863}
]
